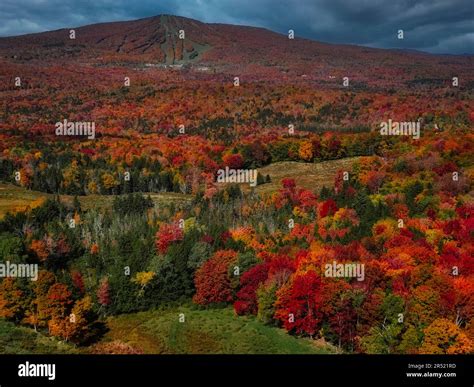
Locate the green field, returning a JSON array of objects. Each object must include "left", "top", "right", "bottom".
[
  {"left": 95, "top": 306, "right": 337, "bottom": 354},
  {"left": 1, "top": 307, "right": 337, "bottom": 354}
]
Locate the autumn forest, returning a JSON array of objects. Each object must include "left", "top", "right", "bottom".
[{"left": 0, "top": 13, "right": 473, "bottom": 357}]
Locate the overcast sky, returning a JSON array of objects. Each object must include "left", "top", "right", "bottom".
[{"left": 1, "top": 0, "right": 473, "bottom": 54}]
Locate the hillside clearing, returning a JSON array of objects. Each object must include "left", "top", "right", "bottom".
[
  {"left": 0, "top": 319, "right": 78, "bottom": 354},
  {"left": 254, "top": 157, "right": 360, "bottom": 195},
  {"left": 95, "top": 306, "right": 337, "bottom": 354},
  {"left": 0, "top": 183, "right": 192, "bottom": 219}
]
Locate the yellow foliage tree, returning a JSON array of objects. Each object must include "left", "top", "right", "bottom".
[
  {"left": 87, "top": 180, "right": 99, "bottom": 194},
  {"left": 132, "top": 271, "right": 155, "bottom": 295},
  {"left": 101, "top": 172, "right": 119, "bottom": 190},
  {"left": 420, "top": 318, "right": 472, "bottom": 354},
  {"left": 62, "top": 159, "right": 80, "bottom": 190},
  {"left": 298, "top": 141, "right": 313, "bottom": 161}
]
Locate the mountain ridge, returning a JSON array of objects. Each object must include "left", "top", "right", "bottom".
[{"left": 0, "top": 14, "right": 472, "bottom": 88}]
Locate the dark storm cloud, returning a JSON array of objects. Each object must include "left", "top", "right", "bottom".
[{"left": 1, "top": 0, "right": 472, "bottom": 54}]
